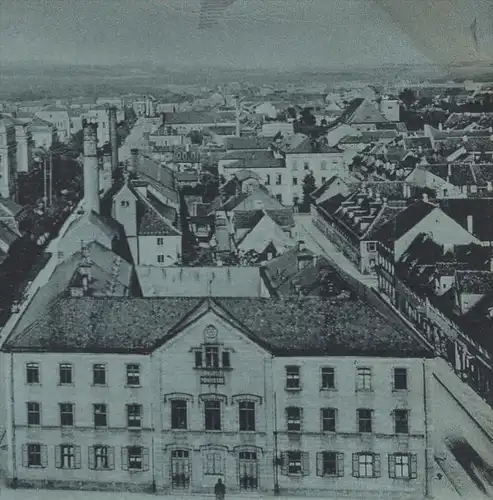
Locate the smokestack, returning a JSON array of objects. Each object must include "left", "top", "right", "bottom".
[
  {"left": 235, "top": 96, "right": 241, "bottom": 137},
  {"left": 83, "top": 120, "right": 100, "bottom": 214},
  {"left": 129, "top": 148, "right": 139, "bottom": 175},
  {"left": 108, "top": 106, "right": 119, "bottom": 173}
]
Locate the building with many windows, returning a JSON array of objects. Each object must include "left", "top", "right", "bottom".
[{"left": 1, "top": 296, "right": 433, "bottom": 498}]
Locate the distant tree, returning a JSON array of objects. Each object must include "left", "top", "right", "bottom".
[
  {"left": 300, "top": 108, "right": 316, "bottom": 127},
  {"left": 68, "top": 129, "right": 84, "bottom": 155},
  {"left": 399, "top": 88, "right": 417, "bottom": 107},
  {"left": 301, "top": 172, "right": 317, "bottom": 213},
  {"left": 124, "top": 106, "right": 137, "bottom": 124},
  {"left": 187, "top": 130, "right": 204, "bottom": 145}
]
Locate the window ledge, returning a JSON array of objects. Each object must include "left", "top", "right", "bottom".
[
  {"left": 320, "top": 388, "right": 337, "bottom": 392},
  {"left": 91, "top": 384, "right": 108, "bottom": 388},
  {"left": 285, "top": 387, "right": 302, "bottom": 392},
  {"left": 392, "top": 389, "right": 409, "bottom": 393},
  {"left": 194, "top": 367, "right": 233, "bottom": 372},
  {"left": 57, "top": 383, "right": 74, "bottom": 388},
  {"left": 355, "top": 389, "right": 373, "bottom": 393},
  {"left": 26, "top": 383, "right": 42, "bottom": 387},
  {"left": 126, "top": 385, "right": 142, "bottom": 388}
]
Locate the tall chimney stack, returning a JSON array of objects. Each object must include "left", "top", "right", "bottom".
[
  {"left": 108, "top": 106, "right": 119, "bottom": 173},
  {"left": 129, "top": 148, "right": 139, "bottom": 175},
  {"left": 83, "top": 120, "right": 100, "bottom": 214}
]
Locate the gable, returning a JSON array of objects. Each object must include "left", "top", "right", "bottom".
[
  {"left": 350, "top": 100, "right": 388, "bottom": 124},
  {"left": 153, "top": 308, "right": 271, "bottom": 358},
  {"left": 238, "top": 215, "right": 292, "bottom": 254},
  {"left": 113, "top": 183, "right": 138, "bottom": 204}
]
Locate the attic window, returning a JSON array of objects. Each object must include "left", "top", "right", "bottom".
[{"left": 120, "top": 201, "right": 130, "bottom": 207}]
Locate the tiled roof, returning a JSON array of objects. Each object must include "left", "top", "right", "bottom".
[
  {"left": 464, "top": 137, "right": 493, "bottom": 152},
  {"left": 472, "top": 164, "right": 493, "bottom": 185},
  {"left": 265, "top": 209, "right": 295, "bottom": 228},
  {"left": 136, "top": 267, "right": 263, "bottom": 297},
  {"left": 163, "top": 111, "right": 236, "bottom": 125},
  {"left": 225, "top": 137, "right": 272, "bottom": 151},
  {"left": 0, "top": 198, "right": 24, "bottom": 217},
  {"left": 439, "top": 198, "right": 493, "bottom": 242},
  {"left": 233, "top": 210, "right": 265, "bottom": 230},
  {"left": 137, "top": 197, "right": 181, "bottom": 237},
  {"left": 3, "top": 296, "right": 431, "bottom": 357},
  {"left": 455, "top": 271, "right": 493, "bottom": 294},
  {"left": 372, "top": 202, "right": 436, "bottom": 245}
]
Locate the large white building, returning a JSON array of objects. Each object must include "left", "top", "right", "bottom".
[{"left": 1, "top": 296, "right": 433, "bottom": 499}]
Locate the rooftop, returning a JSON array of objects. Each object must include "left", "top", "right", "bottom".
[{"left": 3, "top": 297, "right": 431, "bottom": 358}]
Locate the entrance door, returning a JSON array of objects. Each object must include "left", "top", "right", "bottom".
[
  {"left": 238, "top": 451, "right": 258, "bottom": 490},
  {"left": 171, "top": 449, "right": 190, "bottom": 489}
]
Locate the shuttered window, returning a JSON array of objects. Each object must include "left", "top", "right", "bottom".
[
  {"left": 122, "top": 446, "right": 149, "bottom": 471},
  {"left": 389, "top": 453, "right": 417, "bottom": 479},
  {"left": 55, "top": 444, "right": 81, "bottom": 469},
  {"left": 352, "top": 453, "right": 380, "bottom": 478},
  {"left": 22, "top": 443, "right": 47, "bottom": 468},
  {"left": 316, "top": 452, "right": 344, "bottom": 477},
  {"left": 280, "top": 451, "right": 310, "bottom": 476},
  {"left": 88, "top": 445, "right": 115, "bottom": 470}
]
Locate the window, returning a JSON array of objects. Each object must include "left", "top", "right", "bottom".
[
  {"left": 389, "top": 453, "right": 417, "bottom": 479},
  {"left": 366, "top": 242, "right": 377, "bottom": 252},
  {"left": 281, "top": 451, "right": 309, "bottom": 476},
  {"left": 126, "top": 364, "right": 140, "bottom": 386},
  {"left": 204, "top": 452, "right": 223, "bottom": 475},
  {"left": 24, "top": 443, "right": 45, "bottom": 468},
  {"left": 89, "top": 445, "right": 114, "bottom": 470},
  {"left": 120, "top": 200, "right": 130, "bottom": 207},
  {"left": 393, "top": 368, "right": 408, "bottom": 390},
  {"left": 125, "top": 445, "right": 148, "bottom": 471},
  {"left": 293, "top": 177, "right": 298, "bottom": 186},
  {"left": 127, "top": 404, "right": 142, "bottom": 429},
  {"left": 356, "top": 367, "right": 372, "bottom": 391},
  {"left": 316, "top": 451, "right": 344, "bottom": 477},
  {"left": 304, "top": 162, "right": 309, "bottom": 170},
  {"left": 285, "top": 365, "right": 300, "bottom": 390},
  {"left": 321, "top": 161, "right": 328, "bottom": 171},
  {"left": 157, "top": 254, "right": 165, "bottom": 263},
  {"left": 171, "top": 400, "right": 188, "bottom": 430},
  {"left": 93, "top": 404, "right": 108, "bottom": 428},
  {"left": 292, "top": 161, "right": 298, "bottom": 171},
  {"left": 26, "top": 363, "right": 39, "bottom": 384},
  {"left": 93, "top": 364, "right": 106, "bottom": 386},
  {"left": 321, "top": 367, "right": 335, "bottom": 389},
  {"left": 56, "top": 444, "right": 81, "bottom": 469},
  {"left": 194, "top": 351, "right": 203, "bottom": 368},
  {"left": 239, "top": 401, "right": 256, "bottom": 431},
  {"left": 204, "top": 400, "right": 221, "bottom": 431},
  {"left": 59, "top": 403, "right": 74, "bottom": 427},
  {"left": 394, "top": 409, "right": 409, "bottom": 434},
  {"left": 352, "top": 453, "right": 380, "bottom": 478},
  {"left": 265, "top": 174, "right": 271, "bottom": 185},
  {"left": 222, "top": 351, "right": 231, "bottom": 368},
  {"left": 275, "top": 194, "right": 282, "bottom": 202},
  {"left": 27, "top": 402, "right": 41, "bottom": 426},
  {"left": 276, "top": 174, "right": 282, "bottom": 185},
  {"left": 205, "top": 346, "right": 219, "bottom": 369},
  {"left": 321, "top": 408, "right": 336, "bottom": 432},
  {"left": 321, "top": 176, "right": 327, "bottom": 184},
  {"left": 157, "top": 237, "right": 164, "bottom": 246},
  {"left": 59, "top": 364, "right": 73, "bottom": 385},
  {"left": 286, "top": 406, "right": 302, "bottom": 432},
  {"left": 357, "top": 409, "right": 373, "bottom": 433}
]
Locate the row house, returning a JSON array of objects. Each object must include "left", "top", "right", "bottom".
[
  {"left": 1, "top": 295, "right": 433, "bottom": 499},
  {"left": 377, "top": 229, "right": 493, "bottom": 405},
  {"left": 311, "top": 182, "right": 417, "bottom": 275}
]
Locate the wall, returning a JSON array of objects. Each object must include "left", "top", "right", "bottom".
[
  {"left": 152, "top": 310, "right": 274, "bottom": 493},
  {"left": 137, "top": 235, "right": 181, "bottom": 267},
  {"left": 394, "top": 208, "right": 479, "bottom": 261},
  {"left": 8, "top": 352, "right": 154, "bottom": 491},
  {"left": 272, "top": 356, "right": 427, "bottom": 499}
]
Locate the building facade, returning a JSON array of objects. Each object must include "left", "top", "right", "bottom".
[{"left": 2, "top": 297, "right": 433, "bottom": 499}]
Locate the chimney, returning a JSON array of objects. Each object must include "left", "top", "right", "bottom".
[
  {"left": 422, "top": 193, "right": 429, "bottom": 203},
  {"left": 467, "top": 214, "right": 473, "bottom": 234},
  {"left": 107, "top": 106, "right": 119, "bottom": 173},
  {"left": 129, "top": 148, "right": 139, "bottom": 175},
  {"left": 83, "top": 120, "right": 100, "bottom": 214},
  {"left": 438, "top": 122, "right": 443, "bottom": 131},
  {"left": 447, "top": 163, "right": 452, "bottom": 179}
]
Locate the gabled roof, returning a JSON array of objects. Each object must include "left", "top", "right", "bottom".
[
  {"left": 163, "top": 111, "right": 236, "bottom": 125},
  {"left": 372, "top": 202, "right": 436, "bottom": 245},
  {"left": 339, "top": 98, "right": 388, "bottom": 125},
  {"left": 439, "top": 198, "right": 493, "bottom": 242},
  {"left": 2, "top": 296, "right": 431, "bottom": 358},
  {"left": 264, "top": 209, "right": 295, "bottom": 228},
  {"left": 233, "top": 210, "right": 265, "bottom": 230}
]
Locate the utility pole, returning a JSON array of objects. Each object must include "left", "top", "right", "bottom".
[
  {"left": 43, "top": 157, "right": 47, "bottom": 210},
  {"left": 49, "top": 150, "right": 53, "bottom": 208}
]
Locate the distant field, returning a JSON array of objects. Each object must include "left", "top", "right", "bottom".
[{"left": 0, "top": 62, "right": 491, "bottom": 101}]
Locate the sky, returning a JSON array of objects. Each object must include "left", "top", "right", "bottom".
[{"left": 0, "top": 0, "right": 491, "bottom": 70}]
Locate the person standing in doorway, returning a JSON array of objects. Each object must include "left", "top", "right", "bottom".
[{"left": 215, "top": 478, "right": 226, "bottom": 500}]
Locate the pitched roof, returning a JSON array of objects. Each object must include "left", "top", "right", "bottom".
[
  {"left": 439, "top": 198, "right": 493, "bottom": 242},
  {"left": 163, "top": 111, "right": 236, "bottom": 125},
  {"left": 264, "top": 209, "right": 295, "bottom": 228},
  {"left": 339, "top": 98, "right": 388, "bottom": 125},
  {"left": 0, "top": 221, "right": 19, "bottom": 247},
  {"left": 233, "top": 210, "right": 265, "bottom": 230},
  {"left": 3, "top": 296, "right": 431, "bottom": 357},
  {"left": 455, "top": 271, "right": 493, "bottom": 294},
  {"left": 136, "top": 266, "right": 263, "bottom": 297},
  {"left": 372, "top": 202, "right": 436, "bottom": 245},
  {"left": 225, "top": 137, "right": 272, "bottom": 151}
]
